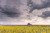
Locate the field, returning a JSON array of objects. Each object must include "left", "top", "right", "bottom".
[{"left": 0, "top": 25, "right": 50, "bottom": 33}]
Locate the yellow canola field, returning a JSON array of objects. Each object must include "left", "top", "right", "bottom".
[{"left": 0, "top": 25, "right": 50, "bottom": 33}]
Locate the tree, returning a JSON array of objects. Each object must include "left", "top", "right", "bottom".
[{"left": 27, "top": 23, "right": 32, "bottom": 25}]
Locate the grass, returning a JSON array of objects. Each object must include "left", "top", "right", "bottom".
[{"left": 0, "top": 25, "right": 50, "bottom": 33}]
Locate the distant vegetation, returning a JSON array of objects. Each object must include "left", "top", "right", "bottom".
[
  {"left": 0, "top": 25, "right": 50, "bottom": 33},
  {"left": 27, "top": 23, "right": 32, "bottom": 25}
]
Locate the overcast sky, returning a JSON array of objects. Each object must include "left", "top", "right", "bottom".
[{"left": 0, "top": 0, "right": 50, "bottom": 25}]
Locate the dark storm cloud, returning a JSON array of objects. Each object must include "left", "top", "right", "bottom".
[
  {"left": 27, "top": 0, "right": 50, "bottom": 13},
  {"left": 2, "top": 11, "right": 20, "bottom": 17},
  {"left": 0, "top": 6, "right": 21, "bottom": 18},
  {"left": 0, "top": 0, "right": 21, "bottom": 18},
  {"left": 0, "top": 0, "right": 22, "bottom": 24},
  {"left": 39, "top": 11, "right": 50, "bottom": 18}
]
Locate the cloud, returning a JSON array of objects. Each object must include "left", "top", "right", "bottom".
[
  {"left": 1, "top": 0, "right": 50, "bottom": 25},
  {"left": 40, "top": 11, "right": 50, "bottom": 18},
  {"left": 1, "top": 6, "right": 21, "bottom": 18},
  {"left": 0, "top": 22, "right": 3, "bottom": 25},
  {"left": 27, "top": 0, "right": 50, "bottom": 13},
  {"left": 0, "top": 0, "right": 24, "bottom": 24}
]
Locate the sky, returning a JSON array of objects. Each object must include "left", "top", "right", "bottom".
[{"left": 0, "top": 0, "right": 50, "bottom": 25}]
